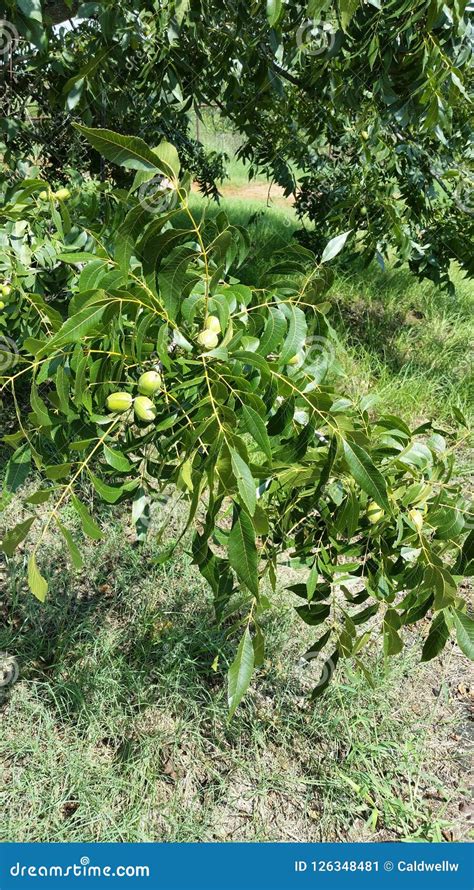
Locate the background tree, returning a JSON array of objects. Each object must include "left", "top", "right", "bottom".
[{"left": 1, "top": 0, "right": 472, "bottom": 288}]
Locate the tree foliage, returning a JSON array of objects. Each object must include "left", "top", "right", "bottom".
[
  {"left": 1, "top": 0, "right": 473, "bottom": 288},
  {"left": 1, "top": 127, "right": 473, "bottom": 712}
]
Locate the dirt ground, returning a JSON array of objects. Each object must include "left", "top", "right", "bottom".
[{"left": 192, "top": 180, "right": 295, "bottom": 207}]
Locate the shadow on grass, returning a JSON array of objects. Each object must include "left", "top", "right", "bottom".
[
  {"left": 2, "top": 561, "right": 222, "bottom": 707},
  {"left": 0, "top": 527, "right": 318, "bottom": 769},
  {"left": 1, "top": 530, "right": 301, "bottom": 752},
  {"left": 330, "top": 264, "right": 473, "bottom": 402}
]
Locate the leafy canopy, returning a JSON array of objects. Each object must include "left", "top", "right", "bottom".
[
  {"left": 2, "top": 0, "right": 473, "bottom": 288},
  {"left": 1, "top": 127, "right": 473, "bottom": 713}
]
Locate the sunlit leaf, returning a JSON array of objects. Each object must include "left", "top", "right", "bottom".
[
  {"left": 28, "top": 554, "right": 48, "bottom": 602},
  {"left": 228, "top": 507, "right": 259, "bottom": 597},
  {"left": 228, "top": 626, "right": 255, "bottom": 717}
]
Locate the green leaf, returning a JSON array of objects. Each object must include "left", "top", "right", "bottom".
[
  {"left": 310, "top": 650, "right": 339, "bottom": 700},
  {"left": 228, "top": 507, "right": 259, "bottom": 597},
  {"left": 17, "top": 0, "right": 45, "bottom": 48},
  {"left": 343, "top": 440, "right": 389, "bottom": 511},
  {"left": 232, "top": 351, "right": 271, "bottom": 381},
  {"left": 296, "top": 603, "right": 331, "bottom": 625},
  {"left": 175, "top": 0, "right": 190, "bottom": 25},
  {"left": 452, "top": 610, "right": 474, "bottom": 660},
  {"left": 133, "top": 490, "right": 152, "bottom": 542},
  {"left": 18, "top": 0, "right": 43, "bottom": 22},
  {"left": 103, "top": 444, "right": 133, "bottom": 473},
  {"left": 383, "top": 609, "right": 403, "bottom": 656},
  {"left": 230, "top": 448, "right": 256, "bottom": 516},
  {"left": 66, "top": 77, "right": 84, "bottom": 110},
  {"left": 71, "top": 494, "right": 104, "bottom": 540},
  {"left": 0, "top": 339, "right": 19, "bottom": 369},
  {"left": 55, "top": 519, "right": 84, "bottom": 570},
  {"left": 321, "top": 230, "right": 352, "bottom": 263},
  {"left": 115, "top": 204, "right": 150, "bottom": 273},
  {"left": 74, "top": 125, "right": 176, "bottom": 176},
  {"left": 227, "top": 626, "right": 255, "bottom": 717},
  {"left": 159, "top": 246, "right": 197, "bottom": 319},
  {"left": 45, "top": 463, "right": 71, "bottom": 481},
  {"left": 89, "top": 473, "right": 126, "bottom": 504},
  {"left": 403, "top": 593, "right": 434, "bottom": 625},
  {"left": 28, "top": 553, "right": 48, "bottom": 602},
  {"left": 421, "top": 611, "right": 449, "bottom": 662},
  {"left": 302, "top": 629, "right": 332, "bottom": 660},
  {"left": 252, "top": 503, "right": 269, "bottom": 536},
  {"left": 155, "top": 140, "right": 181, "bottom": 177},
  {"left": 429, "top": 505, "right": 464, "bottom": 541},
  {"left": 252, "top": 623, "right": 265, "bottom": 667},
  {"left": 44, "top": 303, "right": 107, "bottom": 351},
  {"left": 267, "top": 396, "right": 295, "bottom": 436},
  {"left": 340, "top": 0, "right": 360, "bottom": 31},
  {"left": 5, "top": 446, "right": 31, "bottom": 492},
  {"left": 426, "top": 565, "right": 457, "bottom": 610},
  {"left": 454, "top": 529, "right": 474, "bottom": 576},
  {"left": 241, "top": 404, "right": 272, "bottom": 462},
  {"left": 55, "top": 364, "right": 71, "bottom": 416},
  {"left": 30, "top": 386, "right": 52, "bottom": 427},
  {"left": 352, "top": 602, "right": 379, "bottom": 625},
  {"left": 256, "top": 307, "right": 286, "bottom": 356},
  {"left": 266, "top": 0, "right": 283, "bottom": 27},
  {"left": 279, "top": 304, "right": 307, "bottom": 365},
  {"left": 0, "top": 517, "right": 36, "bottom": 557},
  {"left": 24, "top": 489, "right": 53, "bottom": 505},
  {"left": 76, "top": 260, "right": 120, "bottom": 292}
]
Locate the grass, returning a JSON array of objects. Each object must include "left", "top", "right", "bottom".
[
  {"left": 334, "top": 263, "right": 473, "bottom": 426},
  {"left": 1, "top": 512, "right": 471, "bottom": 842},
  {"left": 1, "top": 154, "right": 473, "bottom": 844}
]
